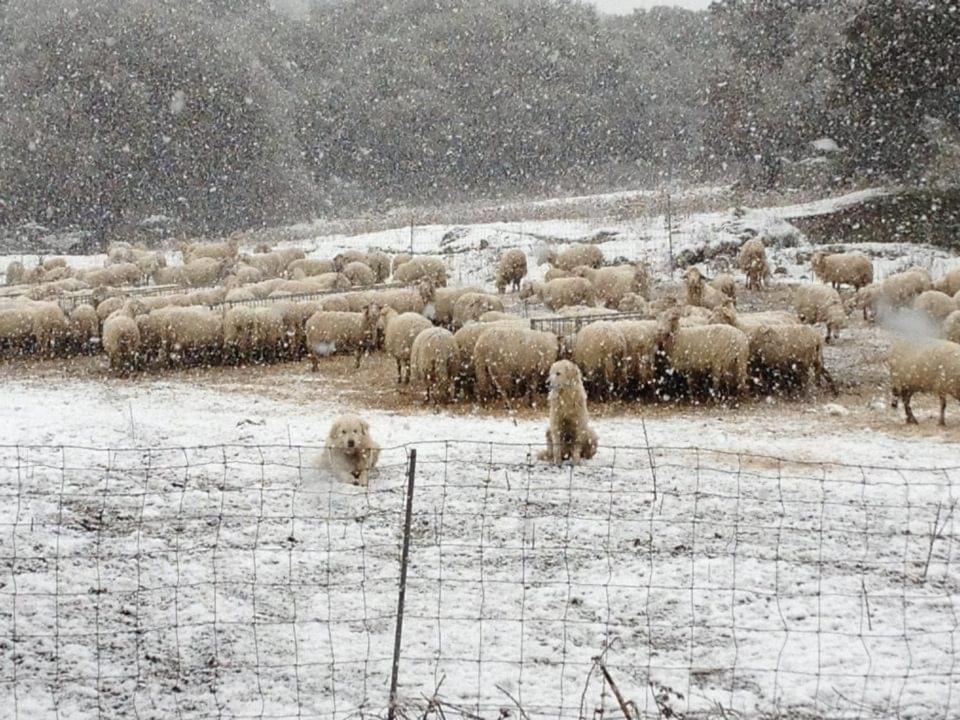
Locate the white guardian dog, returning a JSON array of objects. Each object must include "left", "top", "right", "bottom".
[{"left": 319, "top": 414, "right": 381, "bottom": 485}]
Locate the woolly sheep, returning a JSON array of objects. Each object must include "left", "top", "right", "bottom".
[
  {"left": 496, "top": 249, "right": 528, "bottom": 293},
  {"left": 934, "top": 267, "right": 960, "bottom": 297},
  {"left": 854, "top": 269, "right": 932, "bottom": 320},
  {"left": 793, "top": 284, "right": 846, "bottom": 341},
  {"left": 240, "top": 252, "right": 286, "bottom": 279},
  {"left": 913, "top": 291, "right": 958, "bottom": 323},
  {"left": 341, "top": 261, "right": 377, "bottom": 287},
  {"left": 223, "top": 307, "right": 257, "bottom": 364},
  {"left": 748, "top": 323, "right": 835, "bottom": 394},
  {"left": 583, "top": 265, "right": 649, "bottom": 308},
  {"left": 161, "top": 307, "right": 224, "bottom": 366},
  {"left": 333, "top": 250, "right": 367, "bottom": 272},
  {"left": 382, "top": 308, "right": 433, "bottom": 383},
  {"left": 544, "top": 267, "right": 572, "bottom": 282},
  {"left": 97, "top": 296, "right": 127, "bottom": 322},
  {"left": 67, "top": 304, "right": 100, "bottom": 354},
  {"left": 811, "top": 251, "right": 873, "bottom": 291},
  {"left": 391, "top": 253, "right": 412, "bottom": 275},
  {"left": 473, "top": 325, "right": 559, "bottom": 404},
  {"left": 546, "top": 244, "right": 603, "bottom": 271},
  {"left": 393, "top": 256, "right": 447, "bottom": 287},
  {"left": 889, "top": 339, "right": 960, "bottom": 425},
  {"left": 452, "top": 293, "right": 504, "bottom": 328},
  {"left": 943, "top": 311, "right": 960, "bottom": 344},
  {"left": 684, "top": 267, "right": 733, "bottom": 310},
  {"left": 571, "top": 321, "right": 626, "bottom": 399},
  {"left": 287, "top": 258, "right": 335, "bottom": 278},
  {"left": 29, "top": 302, "right": 69, "bottom": 357},
  {"left": 451, "top": 320, "right": 521, "bottom": 395},
  {"left": 305, "top": 305, "right": 380, "bottom": 370},
  {"left": 102, "top": 302, "right": 141, "bottom": 374},
  {"left": 366, "top": 250, "right": 391, "bottom": 282},
  {"left": 233, "top": 263, "right": 264, "bottom": 284},
  {"left": 182, "top": 258, "right": 226, "bottom": 287},
  {"left": 537, "top": 360, "right": 598, "bottom": 465},
  {"left": 656, "top": 310, "right": 749, "bottom": 400},
  {"left": 478, "top": 311, "right": 523, "bottom": 324},
  {"left": 617, "top": 293, "right": 649, "bottom": 314},
  {"left": 42, "top": 257, "right": 67, "bottom": 271},
  {"left": 428, "top": 286, "right": 479, "bottom": 326},
  {"left": 225, "top": 288, "right": 256, "bottom": 303},
  {"left": 710, "top": 273, "right": 737, "bottom": 301},
  {"left": 370, "top": 284, "right": 433, "bottom": 316},
  {"left": 5, "top": 261, "right": 25, "bottom": 285},
  {"left": 180, "top": 237, "right": 239, "bottom": 263},
  {"left": 617, "top": 320, "right": 660, "bottom": 394},
  {"left": 82, "top": 263, "right": 140, "bottom": 287},
  {"left": 737, "top": 238, "right": 769, "bottom": 290},
  {"left": 410, "top": 327, "right": 459, "bottom": 404},
  {"left": 538, "top": 277, "right": 596, "bottom": 311}
]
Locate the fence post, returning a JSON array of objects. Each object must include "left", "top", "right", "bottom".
[{"left": 387, "top": 448, "right": 417, "bottom": 720}]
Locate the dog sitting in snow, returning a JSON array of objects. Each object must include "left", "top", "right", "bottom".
[
  {"left": 319, "top": 414, "right": 381, "bottom": 485},
  {"left": 538, "top": 360, "right": 598, "bottom": 465}
]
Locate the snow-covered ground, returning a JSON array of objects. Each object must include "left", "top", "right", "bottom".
[
  {"left": 2, "top": 378, "right": 960, "bottom": 719},
  {"left": 3, "top": 186, "right": 960, "bottom": 718}
]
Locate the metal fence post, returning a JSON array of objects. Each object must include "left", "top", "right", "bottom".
[{"left": 387, "top": 448, "right": 417, "bottom": 720}]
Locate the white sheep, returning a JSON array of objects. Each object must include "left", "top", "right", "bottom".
[
  {"left": 656, "top": 310, "right": 749, "bottom": 401},
  {"left": 382, "top": 308, "right": 433, "bottom": 383},
  {"left": 571, "top": 321, "right": 626, "bottom": 399},
  {"left": 737, "top": 238, "right": 769, "bottom": 290},
  {"left": 889, "top": 338, "right": 960, "bottom": 425},
  {"left": 473, "top": 325, "right": 559, "bottom": 404},
  {"left": 793, "top": 283, "right": 846, "bottom": 341},
  {"left": 496, "top": 249, "right": 528, "bottom": 293},
  {"left": 305, "top": 305, "right": 380, "bottom": 370},
  {"left": 410, "top": 327, "right": 459, "bottom": 404},
  {"left": 811, "top": 251, "right": 873, "bottom": 291}
]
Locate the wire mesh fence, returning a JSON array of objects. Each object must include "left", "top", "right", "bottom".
[{"left": 2, "top": 441, "right": 958, "bottom": 719}]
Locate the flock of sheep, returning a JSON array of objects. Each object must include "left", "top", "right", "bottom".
[{"left": 3, "top": 231, "right": 960, "bottom": 428}]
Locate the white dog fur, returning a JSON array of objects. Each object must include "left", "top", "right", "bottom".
[
  {"left": 538, "top": 360, "right": 599, "bottom": 465},
  {"left": 319, "top": 414, "right": 381, "bottom": 485}
]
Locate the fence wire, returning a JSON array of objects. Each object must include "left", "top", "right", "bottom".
[{"left": 1, "top": 441, "right": 958, "bottom": 719}]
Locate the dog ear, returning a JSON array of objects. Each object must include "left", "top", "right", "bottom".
[{"left": 360, "top": 419, "right": 370, "bottom": 435}]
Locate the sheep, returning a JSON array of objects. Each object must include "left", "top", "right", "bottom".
[
  {"left": 811, "top": 251, "right": 873, "bottom": 291},
  {"left": 239, "top": 252, "right": 286, "bottom": 279},
  {"left": 316, "top": 294, "right": 353, "bottom": 312},
  {"left": 478, "top": 311, "right": 523, "bottom": 324},
  {"left": 341, "top": 261, "right": 377, "bottom": 287},
  {"left": 225, "top": 288, "right": 257, "bottom": 303},
  {"left": 366, "top": 250, "right": 391, "bottom": 282},
  {"left": 582, "top": 265, "right": 649, "bottom": 309},
  {"left": 232, "top": 263, "right": 264, "bottom": 284},
  {"left": 102, "top": 302, "right": 141, "bottom": 375},
  {"left": 452, "top": 293, "right": 504, "bottom": 328},
  {"left": 153, "top": 265, "right": 187, "bottom": 286},
  {"left": 546, "top": 244, "right": 603, "bottom": 271},
  {"left": 393, "top": 256, "right": 447, "bottom": 287},
  {"left": 82, "top": 263, "right": 141, "bottom": 288},
  {"left": 305, "top": 304, "right": 380, "bottom": 370},
  {"left": 889, "top": 338, "right": 960, "bottom": 425},
  {"left": 913, "top": 290, "right": 958, "bottom": 323},
  {"left": 0, "top": 306, "right": 35, "bottom": 355},
  {"left": 684, "top": 267, "right": 733, "bottom": 310},
  {"left": 273, "top": 301, "right": 318, "bottom": 360},
  {"left": 428, "top": 286, "right": 480, "bottom": 326},
  {"left": 182, "top": 258, "right": 226, "bottom": 287},
  {"left": 944, "top": 311, "right": 960, "bottom": 344},
  {"left": 157, "top": 307, "right": 224, "bottom": 367},
  {"left": 333, "top": 250, "right": 367, "bottom": 272},
  {"left": 287, "top": 258, "right": 335, "bottom": 278},
  {"left": 710, "top": 273, "right": 737, "bottom": 301},
  {"left": 275, "top": 248, "right": 306, "bottom": 267},
  {"left": 712, "top": 305, "right": 820, "bottom": 395},
  {"left": 656, "top": 310, "right": 749, "bottom": 401},
  {"left": 391, "top": 253, "right": 412, "bottom": 275},
  {"left": 617, "top": 320, "right": 661, "bottom": 395},
  {"left": 452, "top": 321, "right": 521, "bottom": 396},
  {"left": 252, "top": 307, "right": 285, "bottom": 362},
  {"left": 537, "top": 360, "right": 599, "bottom": 465},
  {"left": 410, "top": 327, "right": 459, "bottom": 404},
  {"left": 496, "top": 249, "right": 528, "bottom": 293},
  {"left": 5, "top": 261, "right": 25, "bottom": 285},
  {"left": 544, "top": 267, "right": 572, "bottom": 282},
  {"left": 737, "top": 238, "right": 770, "bottom": 290},
  {"left": 382, "top": 308, "right": 433, "bottom": 383},
  {"left": 370, "top": 283, "right": 434, "bottom": 316},
  {"left": 854, "top": 268, "right": 933, "bottom": 320},
  {"left": 29, "top": 302, "right": 69, "bottom": 357},
  {"left": 223, "top": 307, "right": 257, "bottom": 364},
  {"left": 473, "top": 325, "right": 559, "bottom": 404},
  {"left": 934, "top": 267, "right": 960, "bottom": 297},
  {"left": 67, "top": 304, "right": 100, "bottom": 354},
  {"left": 793, "top": 284, "right": 846, "bottom": 341},
  {"left": 617, "top": 293, "right": 649, "bottom": 314},
  {"left": 97, "top": 296, "right": 127, "bottom": 322},
  {"left": 538, "top": 277, "right": 596, "bottom": 311},
  {"left": 558, "top": 305, "right": 612, "bottom": 318},
  {"left": 180, "top": 237, "right": 239, "bottom": 263},
  {"left": 571, "top": 321, "right": 626, "bottom": 399}
]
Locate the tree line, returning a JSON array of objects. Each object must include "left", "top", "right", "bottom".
[{"left": 0, "top": 0, "right": 956, "bottom": 236}]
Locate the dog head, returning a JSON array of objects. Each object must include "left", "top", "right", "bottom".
[
  {"left": 548, "top": 360, "right": 583, "bottom": 391},
  {"left": 327, "top": 414, "right": 370, "bottom": 454}
]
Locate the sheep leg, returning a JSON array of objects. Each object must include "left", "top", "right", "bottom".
[
  {"left": 819, "top": 366, "right": 838, "bottom": 397},
  {"left": 939, "top": 395, "right": 947, "bottom": 427},
  {"left": 355, "top": 347, "right": 363, "bottom": 369},
  {"left": 311, "top": 354, "right": 319, "bottom": 372},
  {"left": 395, "top": 358, "right": 402, "bottom": 384},
  {"left": 902, "top": 391, "right": 918, "bottom": 425}
]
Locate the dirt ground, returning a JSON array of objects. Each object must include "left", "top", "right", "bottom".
[{"left": 4, "top": 286, "right": 958, "bottom": 444}]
